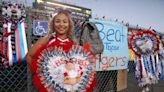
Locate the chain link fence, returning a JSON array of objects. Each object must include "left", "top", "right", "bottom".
[
  {"left": 0, "top": 64, "right": 27, "bottom": 92},
  {"left": 0, "top": 65, "right": 119, "bottom": 92},
  {"left": 96, "top": 71, "right": 117, "bottom": 92}
]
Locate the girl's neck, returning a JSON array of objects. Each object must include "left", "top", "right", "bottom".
[{"left": 56, "top": 34, "right": 67, "bottom": 40}]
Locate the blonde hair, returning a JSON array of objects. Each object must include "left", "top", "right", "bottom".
[{"left": 49, "top": 10, "right": 75, "bottom": 41}]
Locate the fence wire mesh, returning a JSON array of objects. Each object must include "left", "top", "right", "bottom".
[
  {"left": 95, "top": 71, "right": 117, "bottom": 92},
  {"left": 0, "top": 64, "right": 27, "bottom": 92}
]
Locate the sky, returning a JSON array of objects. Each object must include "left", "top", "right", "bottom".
[
  {"left": 64, "top": 0, "right": 164, "bottom": 33},
  {"left": 10, "top": 0, "right": 164, "bottom": 33}
]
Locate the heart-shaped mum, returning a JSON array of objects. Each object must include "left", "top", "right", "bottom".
[
  {"left": 35, "top": 45, "right": 95, "bottom": 92},
  {"left": 2, "top": 2, "right": 26, "bottom": 21},
  {"left": 130, "top": 31, "right": 160, "bottom": 56},
  {"left": 135, "top": 36, "right": 153, "bottom": 52}
]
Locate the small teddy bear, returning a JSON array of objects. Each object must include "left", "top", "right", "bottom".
[{"left": 63, "top": 62, "right": 83, "bottom": 85}]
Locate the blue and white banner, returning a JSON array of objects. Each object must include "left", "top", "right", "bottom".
[{"left": 90, "top": 19, "right": 129, "bottom": 71}]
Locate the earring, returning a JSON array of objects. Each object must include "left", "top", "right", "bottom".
[{"left": 52, "top": 32, "right": 56, "bottom": 37}]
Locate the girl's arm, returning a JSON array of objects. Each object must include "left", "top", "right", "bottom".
[{"left": 26, "top": 36, "right": 49, "bottom": 65}]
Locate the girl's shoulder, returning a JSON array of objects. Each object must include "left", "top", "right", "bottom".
[{"left": 36, "top": 36, "right": 50, "bottom": 45}]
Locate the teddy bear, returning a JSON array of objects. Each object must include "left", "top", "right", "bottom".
[{"left": 63, "top": 62, "right": 83, "bottom": 85}]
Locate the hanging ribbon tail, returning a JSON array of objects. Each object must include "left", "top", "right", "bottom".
[
  {"left": 155, "top": 54, "right": 160, "bottom": 82},
  {"left": 159, "top": 47, "right": 164, "bottom": 79},
  {"left": 18, "top": 22, "right": 28, "bottom": 64},
  {"left": 15, "top": 22, "right": 28, "bottom": 64},
  {"left": 15, "top": 22, "right": 21, "bottom": 64},
  {"left": 135, "top": 57, "right": 140, "bottom": 79},
  {"left": 150, "top": 55, "right": 159, "bottom": 84},
  {"left": 7, "top": 22, "right": 13, "bottom": 66},
  {"left": 139, "top": 56, "right": 145, "bottom": 87},
  {"left": 1, "top": 22, "right": 13, "bottom": 67}
]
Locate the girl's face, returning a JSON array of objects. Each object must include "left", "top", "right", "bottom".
[{"left": 54, "top": 13, "right": 69, "bottom": 36}]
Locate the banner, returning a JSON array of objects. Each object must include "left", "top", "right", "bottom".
[{"left": 90, "top": 19, "right": 129, "bottom": 71}]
